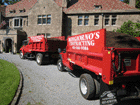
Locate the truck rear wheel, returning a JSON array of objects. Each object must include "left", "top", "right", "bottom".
[
  {"left": 79, "top": 74, "right": 96, "bottom": 100},
  {"left": 57, "top": 59, "right": 64, "bottom": 72},
  {"left": 36, "top": 53, "right": 43, "bottom": 65},
  {"left": 20, "top": 51, "right": 24, "bottom": 59}
]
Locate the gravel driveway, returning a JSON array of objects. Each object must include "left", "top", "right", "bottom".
[{"left": 0, "top": 53, "right": 99, "bottom": 105}]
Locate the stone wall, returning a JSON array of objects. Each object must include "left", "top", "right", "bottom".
[
  {"left": 65, "top": 13, "right": 140, "bottom": 36},
  {"left": 23, "top": 0, "right": 63, "bottom": 37},
  {"left": 0, "top": 29, "right": 27, "bottom": 53}
]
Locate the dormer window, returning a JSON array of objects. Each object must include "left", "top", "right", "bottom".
[
  {"left": 20, "top": 10, "right": 24, "bottom": 13},
  {"left": 94, "top": 5, "right": 102, "bottom": 9},
  {"left": 10, "top": 10, "right": 16, "bottom": 13},
  {"left": 19, "top": 9, "right": 26, "bottom": 13}
]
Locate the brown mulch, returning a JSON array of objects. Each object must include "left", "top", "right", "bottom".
[{"left": 106, "top": 31, "right": 140, "bottom": 48}]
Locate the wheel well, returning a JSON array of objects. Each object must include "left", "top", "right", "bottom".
[{"left": 73, "top": 65, "right": 101, "bottom": 80}]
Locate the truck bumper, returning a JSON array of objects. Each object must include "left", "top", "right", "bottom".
[{"left": 100, "top": 79, "right": 140, "bottom": 105}]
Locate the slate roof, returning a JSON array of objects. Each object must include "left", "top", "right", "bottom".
[
  {"left": 55, "top": 0, "right": 139, "bottom": 14},
  {"left": 4, "top": 0, "right": 37, "bottom": 17},
  {"left": 55, "top": 0, "right": 63, "bottom": 7},
  {"left": 1, "top": 0, "right": 140, "bottom": 17},
  {"left": 0, "top": 5, "right": 6, "bottom": 16}
]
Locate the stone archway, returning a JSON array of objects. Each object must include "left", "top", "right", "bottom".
[{"left": 5, "top": 38, "right": 12, "bottom": 53}]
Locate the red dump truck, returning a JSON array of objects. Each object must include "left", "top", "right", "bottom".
[
  {"left": 136, "top": 37, "right": 140, "bottom": 41},
  {"left": 19, "top": 35, "right": 66, "bottom": 65},
  {"left": 57, "top": 29, "right": 140, "bottom": 105}
]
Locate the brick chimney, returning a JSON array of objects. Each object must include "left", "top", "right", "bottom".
[
  {"left": 62, "top": 0, "right": 68, "bottom": 8},
  {"left": 129, "top": 0, "right": 136, "bottom": 7}
]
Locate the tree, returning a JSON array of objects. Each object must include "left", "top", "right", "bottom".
[
  {"left": 123, "top": 0, "right": 129, "bottom": 4},
  {"left": 0, "top": 0, "right": 21, "bottom": 6},
  {"left": 113, "top": 20, "right": 140, "bottom": 37},
  {"left": 122, "top": 0, "right": 140, "bottom": 9}
]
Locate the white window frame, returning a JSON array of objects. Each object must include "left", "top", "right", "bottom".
[{"left": 13, "top": 18, "right": 23, "bottom": 28}]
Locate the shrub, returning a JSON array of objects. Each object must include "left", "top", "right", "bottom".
[{"left": 114, "top": 20, "right": 140, "bottom": 37}]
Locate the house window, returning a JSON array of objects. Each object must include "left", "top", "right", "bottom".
[
  {"left": 47, "top": 15, "right": 51, "bottom": 24},
  {"left": 105, "top": 15, "right": 109, "bottom": 26},
  {"left": 20, "top": 9, "right": 26, "bottom": 13},
  {"left": 20, "top": 10, "right": 23, "bottom": 13},
  {"left": 94, "top": 15, "right": 99, "bottom": 25},
  {"left": 78, "top": 15, "right": 83, "bottom": 25},
  {"left": 20, "top": 19, "right": 23, "bottom": 26},
  {"left": 84, "top": 15, "right": 89, "bottom": 26},
  {"left": 10, "top": 10, "right": 16, "bottom": 13},
  {"left": 43, "top": 15, "right": 46, "bottom": 24},
  {"left": 38, "top": 15, "right": 42, "bottom": 24},
  {"left": 14, "top": 19, "right": 19, "bottom": 26},
  {"left": 112, "top": 15, "right": 117, "bottom": 26},
  {"left": 38, "top": 15, "right": 51, "bottom": 25},
  {"left": 45, "top": 33, "right": 51, "bottom": 38},
  {"left": 37, "top": 33, "right": 51, "bottom": 38},
  {"left": 95, "top": 6, "right": 100, "bottom": 9},
  {"left": 14, "top": 18, "right": 23, "bottom": 27}
]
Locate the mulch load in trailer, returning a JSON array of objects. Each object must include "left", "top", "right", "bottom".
[{"left": 106, "top": 31, "right": 140, "bottom": 48}]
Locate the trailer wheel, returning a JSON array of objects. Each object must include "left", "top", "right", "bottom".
[
  {"left": 36, "top": 53, "right": 43, "bottom": 65},
  {"left": 79, "top": 74, "right": 96, "bottom": 100},
  {"left": 20, "top": 51, "right": 24, "bottom": 59},
  {"left": 57, "top": 59, "right": 64, "bottom": 72}
]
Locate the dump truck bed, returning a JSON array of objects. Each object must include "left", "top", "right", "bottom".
[
  {"left": 63, "top": 29, "right": 140, "bottom": 85},
  {"left": 28, "top": 35, "right": 66, "bottom": 52}
]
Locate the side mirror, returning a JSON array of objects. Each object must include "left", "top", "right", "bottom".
[
  {"left": 63, "top": 48, "right": 66, "bottom": 53},
  {"left": 58, "top": 48, "right": 61, "bottom": 53}
]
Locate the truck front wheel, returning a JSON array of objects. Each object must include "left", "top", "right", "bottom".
[
  {"left": 36, "top": 53, "right": 43, "bottom": 65},
  {"left": 57, "top": 59, "right": 64, "bottom": 72},
  {"left": 20, "top": 51, "right": 24, "bottom": 59},
  {"left": 79, "top": 74, "right": 96, "bottom": 100}
]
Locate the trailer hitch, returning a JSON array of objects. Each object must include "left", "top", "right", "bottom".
[{"left": 112, "top": 52, "right": 122, "bottom": 73}]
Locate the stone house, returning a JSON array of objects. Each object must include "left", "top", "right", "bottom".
[
  {"left": 0, "top": 0, "right": 140, "bottom": 53},
  {"left": 61, "top": 0, "right": 140, "bottom": 36}
]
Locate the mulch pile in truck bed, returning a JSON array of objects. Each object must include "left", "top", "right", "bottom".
[{"left": 106, "top": 31, "right": 140, "bottom": 48}]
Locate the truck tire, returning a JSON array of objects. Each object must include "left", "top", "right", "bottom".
[
  {"left": 79, "top": 74, "right": 96, "bottom": 100},
  {"left": 20, "top": 51, "right": 24, "bottom": 59},
  {"left": 57, "top": 59, "right": 64, "bottom": 72},
  {"left": 94, "top": 78, "right": 100, "bottom": 98},
  {"left": 36, "top": 53, "right": 43, "bottom": 65}
]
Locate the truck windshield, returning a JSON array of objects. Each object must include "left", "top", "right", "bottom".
[{"left": 22, "top": 40, "right": 29, "bottom": 46}]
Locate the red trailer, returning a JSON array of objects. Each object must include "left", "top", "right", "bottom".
[
  {"left": 57, "top": 29, "right": 140, "bottom": 105},
  {"left": 19, "top": 35, "right": 66, "bottom": 65}
]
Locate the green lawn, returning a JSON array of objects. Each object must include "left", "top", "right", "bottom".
[{"left": 0, "top": 59, "right": 20, "bottom": 105}]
